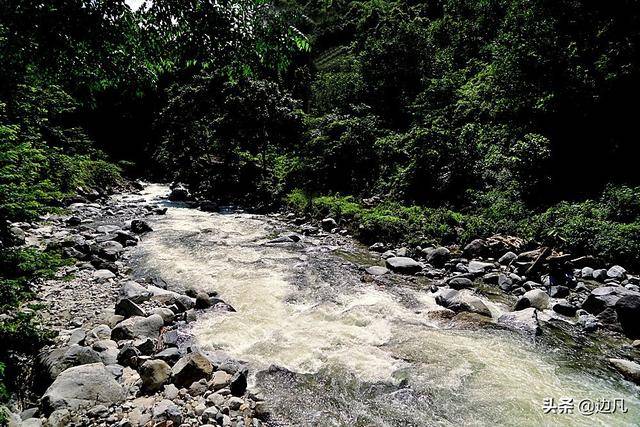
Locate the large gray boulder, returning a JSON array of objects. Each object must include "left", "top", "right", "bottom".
[
  {"left": 435, "top": 289, "right": 491, "bottom": 317},
  {"left": 172, "top": 352, "right": 214, "bottom": 388},
  {"left": 97, "top": 241, "right": 124, "bottom": 261},
  {"left": 497, "top": 308, "right": 541, "bottom": 336},
  {"left": 40, "top": 345, "right": 103, "bottom": 380},
  {"left": 111, "top": 314, "right": 164, "bottom": 341},
  {"left": 515, "top": 289, "right": 549, "bottom": 311},
  {"left": 607, "top": 265, "right": 627, "bottom": 280},
  {"left": 385, "top": 257, "right": 422, "bottom": 274},
  {"left": 40, "top": 363, "right": 125, "bottom": 413},
  {"left": 139, "top": 359, "right": 172, "bottom": 392},
  {"left": 582, "top": 286, "right": 640, "bottom": 315},
  {"left": 467, "top": 261, "right": 494, "bottom": 275},
  {"left": 425, "top": 247, "right": 450, "bottom": 267},
  {"left": 120, "top": 281, "right": 152, "bottom": 304}
]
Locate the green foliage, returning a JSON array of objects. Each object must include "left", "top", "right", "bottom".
[{"left": 284, "top": 189, "right": 310, "bottom": 213}]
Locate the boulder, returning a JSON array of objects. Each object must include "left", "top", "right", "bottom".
[
  {"left": 120, "top": 281, "right": 152, "bottom": 304},
  {"left": 385, "top": 257, "right": 422, "bottom": 274},
  {"left": 169, "top": 186, "right": 189, "bottom": 201},
  {"left": 463, "top": 239, "right": 486, "bottom": 258},
  {"left": 498, "top": 251, "right": 517, "bottom": 265},
  {"left": 97, "top": 241, "right": 124, "bottom": 261},
  {"left": 435, "top": 289, "right": 491, "bottom": 317},
  {"left": 592, "top": 269, "right": 608, "bottom": 281},
  {"left": 582, "top": 286, "right": 639, "bottom": 315},
  {"left": 552, "top": 300, "right": 577, "bottom": 316},
  {"left": 111, "top": 314, "right": 164, "bottom": 341},
  {"left": 609, "top": 358, "right": 640, "bottom": 384},
  {"left": 131, "top": 219, "right": 153, "bottom": 234},
  {"left": 171, "top": 352, "right": 214, "bottom": 388},
  {"left": 40, "top": 345, "right": 103, "bottom": 380},
  {"left": 497, "top": 308, "right": 541, "bottom": 336},
  {"left": 40, "top": 363, "right": 125, "bottom": 413},
  {"left": 448, "top": 277, "right": 473, "bottom": 290},
  {"left": 139, "top": 359, "right": 172, "bottom": 392},
  {"left": 467, "top": 261, "right": 494, "bottom": 275},
  {"left": 8, "top": 226, "right": 26, "bottom": 246},
  {"left": 320, "top": 218, "right": 338, "bottom": 231},
  {"left": 425, "top": 247, "right": 450, "bottom": 267},
  {"left": 195, "top": 292, "right": 212, "bottom": 309},
  {"left": 152, "top": 399, "right": 183, "bottom": 425},
  {"left": 115, "top": 298, "right": 146, "bottom": 318},
  {"left": 607, "top": 265, "right": 627, "bottom": 280},
  {"left": 230, "top": 369, "right": 248, "bottom": 397},
  {"left": 365, "top": 266, "right": 389, "bottom": 276},
  {"left": 615, "top": 294, "right": 640, "bottom": 338},
  {"left": 93, "top": 269, "right": 115, "bottom": 280},
  {"left": 580, "top": 267, "right": 594, "bottom": 279},
  {"left": 515, "top": 289, "right": 549, "bottom": 311}
]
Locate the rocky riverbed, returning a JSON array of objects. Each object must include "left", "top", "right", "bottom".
[{"left": 3, "top": 183, "right": 640, "bottom": 426}]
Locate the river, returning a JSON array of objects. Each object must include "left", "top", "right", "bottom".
[{"left": 128, "top": 184, "right": 639, "bottom": 426}]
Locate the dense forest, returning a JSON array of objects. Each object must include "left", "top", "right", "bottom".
[{"left": 2, "top": 0, "right": 640, "bottom": 411}]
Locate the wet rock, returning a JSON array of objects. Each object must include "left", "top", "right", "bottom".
[
  {"left": 448, "top": 277, "right": 473, "bottom": 290},
  {"left": 592, "top": 269, "right": 608, "bottom": 281},
  {"left": 425, "top": 247, "right": 450, "bottom": 267},
  {"left": 498, "top": 251, "right": 517, "bottom": 265},
  {"left": 195, "top": 292, "right": 212, "bottom": 309},
  {"left": 97, "top": 240, "right": 124, "bottom": 261},
  {"left": 169, "top": 186, "right": 189, "bottom": 201},
  {"left": 368, "top": 242, "right": 386, "bottom": 252},
  {"left": 321, "top": 218, "right": 338, "bottom": 231},
  {"left": 497, "top": 308, "right": 541, "bottom": 336},
  {"left": 155, "top": 348, "right": 181, "bottom": 364},
  {"left": 41, "top": 363, "right": 125, "bottom": 413},
  {"left": 115, "top": 298, "right": 146, "bottom": 318},
  {"left": 66, "top": 216, "right": 82, "bottom": 226},
  {"left": 467, "top": 261, "right": 494, "bottom": 275},
  {"left": 435, "top": 289, "right": 491, "bottom": 317},
  {"left": 365, "top": 266, "right": 389, "bottom": 276},
  {"left": 515, "top": 289, "right": 549, "bottom": 311},
  {"left": 230, "top": 369, "right": 248, "bottom": 397},
  {"left": 139, "top": 359, "right": 172, "bottom": 392},
  {"left": 609, "top": 358, "right": 640, "bottom": 384},
  {"left": 209, "top": 370, "right": 232, "bottom": 390},
  {"left": 111, "top": 314, "right": 164, "bottom": 341},
  {"left": 120, "top": 281, "right": 152, "bottom": 304},
  {"left": 580, "top": 267, "right": 594, "bottom": 279},
  {"left": 130, "top": 219, "right": 153, "bottom": 234},
  {"left": 463, "top": 239, "right": 486, "bottom": 258},
  {"left": 498, "top": 274, "right": 513, "bottom": 292},
  {"left": 549, "top": 285, "right": 570, "bottom": 298},
  {"left": 615, "top": 294, "right": 640, "bottom": 338},
  {"left": 171, "top": 352, "right": 214, "bottom": 388},
  {"left": 582, "top": 286, "right": 639, "bottom": 315},
  {"left": 577, "top": 310, "right": 599, "bottom": 332},
  {"left": 607, "top": 265, "right": 627, "bottom": 280},
  {"left": 40, "top": 345, "right": 103, "bottom": 380},
  {"left": 552, "top": 301, "right": 578, "bottom": 316},
  {"left": 385, "top": 257, "right": 422, "bottom": 274}
]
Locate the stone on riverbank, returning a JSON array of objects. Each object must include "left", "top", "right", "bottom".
[
  {"left": 40, "top": 363, "right": 125, "bottom": 413},
  {"left": 385, "top": 257, "right": 422, "bottom": 274}
]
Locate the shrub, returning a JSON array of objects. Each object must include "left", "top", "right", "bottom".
[
  {"left": 310, "top": 195, "right": 363, "bottom": 222},
  {"left": 284, "top": 189, "right": 310, "bottom": 214}
]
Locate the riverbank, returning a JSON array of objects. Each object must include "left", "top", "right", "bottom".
[{"left": 2, "top": 183, "right": 639, "bottom": 426}]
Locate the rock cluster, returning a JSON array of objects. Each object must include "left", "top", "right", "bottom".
[{"left": 4, "top": 188, "right": 268, "bottom": 427}]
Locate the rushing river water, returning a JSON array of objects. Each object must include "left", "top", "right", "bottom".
[{"left": 130, "top": 184, "right": 639, "bottom": 426}]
